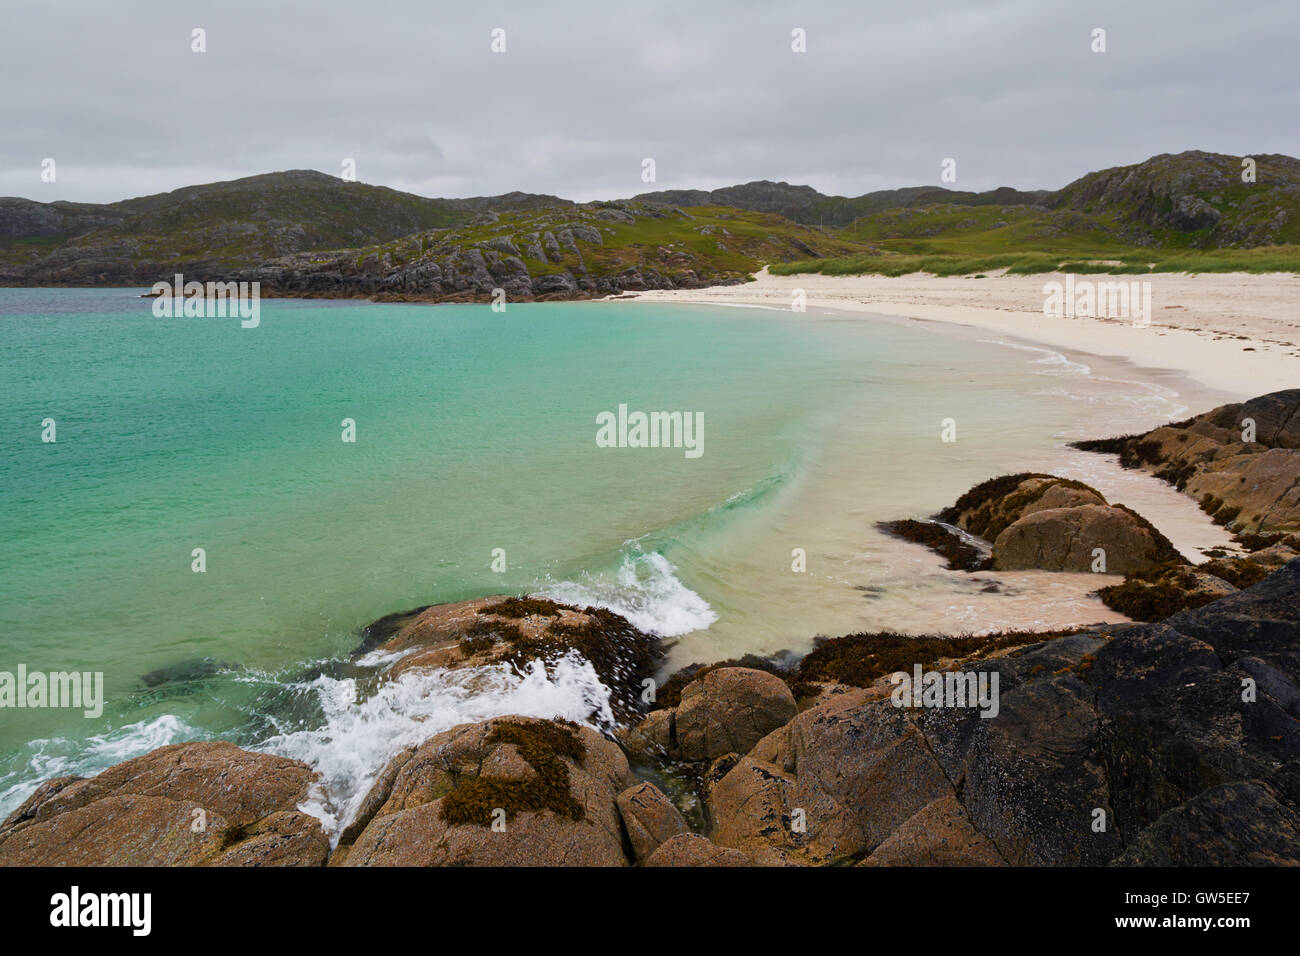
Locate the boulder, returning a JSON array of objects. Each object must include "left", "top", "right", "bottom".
[
  {"left": 860, "top": 796, "right": 1006, "bottom": 866},
  {"left": 616, "top": 781, "right": 688, "bottom": 862},
  {"left": 338, "top": 716, "right": 637, "bottom": 866},
  {"left": 674, "top": 667, "right": 798, "bottom": 761},
  {"left": 936, "top": 474, "right": 1106, "bottom": 542},
  {"left": 618, "top": 707, "right": 676, "bottom": 762},
  {"left": 643, "top": 833, "right": 749, "bottom": 867},
  {"left": 0, "top": 742, "right": 328, "bottom": 866},
  {"left": 992, "top": 502, "right": 1182, "bottom": 573}
]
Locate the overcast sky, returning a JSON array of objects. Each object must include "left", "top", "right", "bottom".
[{"left": 3, "top": 0, "right": 1296, "bottom": 205}]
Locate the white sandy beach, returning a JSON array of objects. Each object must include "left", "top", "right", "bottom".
[{"left": 625, "top": 269, "right": 1300, "bottom": 400}]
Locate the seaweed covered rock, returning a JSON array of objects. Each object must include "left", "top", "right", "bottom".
[
  {"left": 1074, "top": 389, "right": 1300, "bottom": 538},
  {"left": 876, "top": 519, "right": 988, "bottom": 571},
  {"left": 1096, "top": 540, "right": 1299, "bottom": 622},
  {"left": 0, "top": 742, "right": 328, "bottom": 866},
  {"left": 893, "top": 473, "right": 1180, "bottom": 574},
  {"left": 359, "top": 595, "right": 661, "bottom": 721},
  {"left": 336, "top": 715, "right": 637, "bottom": 866},
  {"left": 1096, "top": 562, "right": 1237, "bottom": 622},
  {"left": 936, "top": 473, "right": 1107, "bottom": 542}
]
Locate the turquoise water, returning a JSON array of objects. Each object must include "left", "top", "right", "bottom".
[{"left": 0, "top": 289, "right": 1194, "bottom": 825}]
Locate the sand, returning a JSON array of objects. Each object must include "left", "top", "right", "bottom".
[{"left": 622, "top": 269, "right": 1300, "bottom": 400}]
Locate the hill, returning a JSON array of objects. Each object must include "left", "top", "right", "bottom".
[
  {"left": 227, "top": 200, "right": 875, "bottom": 300},
  {"left": 0, "top": 171, "right": 565, "bottom": 284},
  {"left": 4, "top": 150, "right": 1299, "bottom": 291}
]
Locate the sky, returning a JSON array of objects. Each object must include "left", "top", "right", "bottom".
[{"left": 3, "top": 0, "right": 1297, "bottom": 205}]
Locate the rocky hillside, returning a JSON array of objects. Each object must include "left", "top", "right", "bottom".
[
  {"left": 0, "top": 171, "right": 563, "bottom": 285},
  {"left": 635, "top": 180, "right": 1052, "bottom": 227},
  {"left": 1053, "top": 151, "right": 1300, "bottom": 247},
  {"left": 640, "top": 151, "right": 1300, "bottom": 251},
  {"left": 229, "top": 200, "right": 872, "bottom": 300},
  {"left": 5, "top": 150, "right": 1295, "bottom": 292}
]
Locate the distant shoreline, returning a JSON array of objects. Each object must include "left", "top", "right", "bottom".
[{"left": 619, "top": 268, "right": 1300, "bottom": 400}]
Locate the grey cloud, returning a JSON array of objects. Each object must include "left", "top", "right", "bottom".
[{"left": 1, "top": 0, "right": 1295, "bottom": 204}]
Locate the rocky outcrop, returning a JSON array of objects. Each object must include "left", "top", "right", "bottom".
[
  {"left": 0, "top": 742, "right": 328, "bottom": 866},
  {"left": 1051, "top": 150, "right": 1300, "bottom": 248},
  {"left": 616, "top": 781, "right": 689, "bottom": 862},
  {"left": 1074, "top": 389, "right": 1300, "bottom": 539},
  {"left": 360, "top": 595, "right": 660, "bottom": 721},
  {"left": 890, "top": 473, "right": 1182, "bottom": 574},
  {"left": 699, "top": 559, "right": 1300, "bottom": 866},
  {"left": 8, "top": 518, "right": 1299, "bottom": 868},
  {"left": 336, "top": 716, "right": 637, "bottom": 867},
  {"left": 622, "top": 666, "right": 798, "bottom": 763},
  {"left": 643, "top": 833, "right": 749, "bottom": 867}
]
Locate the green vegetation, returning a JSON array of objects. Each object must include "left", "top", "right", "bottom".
[
  {"left": 771, "top": 243, "right": 1300, "bottom": 279},
  {"left": 342, "top": 200, "right": 876, "bottom": 292}
]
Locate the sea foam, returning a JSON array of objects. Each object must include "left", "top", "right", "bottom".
[
  {"left": 257, "top": 652, "right": 615, "bottom": 843},
  {"left": 540, "top": 549, "right": 718, "bottom": 637}
]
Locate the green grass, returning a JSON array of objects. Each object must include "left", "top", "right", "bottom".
[{"left": 771, "top": 243, "right": 1300, "bottom": 278}]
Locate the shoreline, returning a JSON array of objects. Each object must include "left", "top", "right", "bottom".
[{"left": 617, "top": 269, "right": 1300, "bottom": 400}]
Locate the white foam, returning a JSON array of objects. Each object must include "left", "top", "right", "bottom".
[
  {"left": 977, "top": 337, "right": 1092, "bottom": 375},
  {"left": 256, "top": 653, "right": 614, "bottom": 843},
  {"left": 0, "top": 714, "right": 203, "bottom": 820},
  {"left": 540, "top": 549, "right": 718, "bottom": 637}
]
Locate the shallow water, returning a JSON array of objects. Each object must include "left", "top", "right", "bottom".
[{"left": 0, "top": 289, "right": 1235, "bottom": 827}]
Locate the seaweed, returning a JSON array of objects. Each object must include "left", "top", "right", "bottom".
[
  {"left": 793, "top": 628, "right": 1090, "bottom": 688},
  {"left": 877, "top": 519, "right": 987, "bottom": 571},
  {"left": 479, "top": 596, "right": 564, "bottom": 618},
  {"left": 439, "top": 718, "right": 588, "bottom": 827}
]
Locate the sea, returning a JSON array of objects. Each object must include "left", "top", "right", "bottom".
[{"left": 0, "top": 288, "right": 1236, "bottom": 835}]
